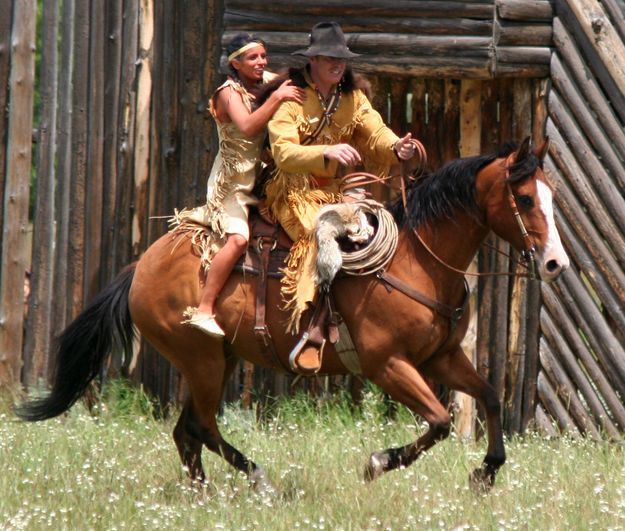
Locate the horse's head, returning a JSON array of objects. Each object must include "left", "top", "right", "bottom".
[{"left": 477, "top": 137, "right": 569, "bottom": 282}]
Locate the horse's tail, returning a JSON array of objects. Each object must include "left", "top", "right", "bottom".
[{"left": 15, "top": 263, "right": 137, "bottom": 421}]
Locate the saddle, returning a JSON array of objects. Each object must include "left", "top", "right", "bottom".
[{"left": 234, "top": 206, "right": 339, "bottom": 374}]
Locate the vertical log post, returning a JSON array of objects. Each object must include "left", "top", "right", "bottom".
[{"left": 0, "top": 0, "right": 36, "bottom": 387}]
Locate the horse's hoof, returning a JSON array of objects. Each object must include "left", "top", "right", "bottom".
[
  {"left": 364, "top": 452, "right": 388, "bottom": 482},
  {"left": 249, "top": 468, "right": 277, "bottom": 499},
  {"left": 469, "top": 467, "right": 495, "bottom": 494}
]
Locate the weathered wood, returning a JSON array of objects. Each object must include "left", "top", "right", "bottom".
[
  {"left": 542, "top": 284, "right": 625, "bottom": 430},
  {"left": 22, "top": 0, "right": 59, "bottom": 386},
  {"left": 545, "top": 158, "right": 625, "bottom": 306},
  {"left": 101, "top": 0, "right": 124, "bottom": 289},
  {"left": 555, "top": 2, "right": 625, "bottom": 123},
  {"left": 132, "top": 0, "right": 154, "bottom": 259},
  {"left": 531, "top": 77, "right": 549, "bottom": 147},
  {"left": 601, "top": 0, "right": 625, "bottom": 43},
  {"left": 507, "top": 272, "right": 527, "bottom": 434},
  {"left": 537, "top": 371, "right": 580, "bottom": 436},
  {"left": 561, "top": 0, "right": 625, "bottom": 102},
  {"left": 546, "top": 122, "right": 625, "bottom": 264},
  {"left": 223, "top": 31, "right": 493, "bottom": 57},
  {"left": 496, "top": 0, "right": 553, "bottom": 22},
  {"left": 442, "top": 79, "right": 461, "bottom": 162},
  {"left": 85, "top": 0, "right": 105, "bottom": 304},
  {"left": 224, "top": 11, "right": 494, "bottom": 36},
  {"left": 111, "top": 0, "right": 138, "bottom": 274},
  {"left": 493, "top": 62, "right": 550, "bottom": 78},
  {"left": 539, "top": 337, "right": 602, "bottom": 440},
  {"left": 495, "top": 21, "right": 552, "bottom": 46},
  {"left": 551, "top": 53, "right": 625, "bottom": 189},
  {"left": 480, "top": 79, "right": 500, "bottom": 152},
  {"left": 0, "top": 0, "right": 12, "bottom": 259},
  {"left": 534, "top": 403, "right": 558, "bottom": 437},
  {"left": 549, "top": 90, "right": 625, "bottom": 233},
  {"left": 0, "top": 0, "right": 37, "bottom": 387},
  {"left": 51, "top": 0, "right": 75, "bottom": 340},
  {"left": 389, "top": 78, "right": 408, "bottom": 135},
  {"left": 541, "top": 314, "right": 619, "bottom": 439},
  {"left": 496, "top": 46, "right": 551, "bottom": 64},
  {"left": 556, "top": 208, "right": 625, "bottom": 335},
  {"left": 521, "top": 278, "right": 541, "bottom": 432},
  {"left": 553, "top": 17, "right": 625, "bottom": 173},
  {"left": 226, "top": 53, "right": 494, "bottom": 79},
  {"left": 425, "top": 79, "right": 446, "bottom": 170},
  {"left": 551, "top": 267, "right": 625, "bottom": 391},
  {"left": 66, "top": 1, "right": 89, "bottom": 320},
  {"left": 455, "top": 80, "right": 483, "bottom": 436},
  {"left": 226, "top": 0, "right": 496, "bottom": 19}
]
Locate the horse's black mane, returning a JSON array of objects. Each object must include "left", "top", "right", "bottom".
[{"left": 388, "top": 142, "right": 542, "bottom": 229}]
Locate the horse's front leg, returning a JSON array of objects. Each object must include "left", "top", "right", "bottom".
[
  {"left": 421, "top": 347, "right": 506, "bottom": 492},
  {"left": 364, "top": 355, "right": 451, "bottom": 481}
]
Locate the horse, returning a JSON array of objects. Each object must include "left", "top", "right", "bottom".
[{"left": 16, "top": 137, "right": 569, "bottom": 493}]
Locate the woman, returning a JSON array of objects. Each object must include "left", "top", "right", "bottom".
[{"left": 183, "top": 33, "right": 304, "bottom": 336}]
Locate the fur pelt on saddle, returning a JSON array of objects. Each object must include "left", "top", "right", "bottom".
[{"left": 314, "top": 203, "right": 374, "bottom": 291}]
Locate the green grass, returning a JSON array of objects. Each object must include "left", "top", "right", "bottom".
[{"left": 2, "top": 383, "right": 624, "bottom": 530}]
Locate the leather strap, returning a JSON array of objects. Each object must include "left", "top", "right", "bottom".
[
  {"left": 254, "top": 235, "right": 290, "bottom": 372},
  {"left": 376, "top": 269, "right": 469, "bottom": 354}
]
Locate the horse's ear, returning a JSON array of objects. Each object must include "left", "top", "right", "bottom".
[
  {"left": 535, "top": 136, "right": 551, "bottom": 160},
  {"left": 516, "top": 136, "right": 531, "bottom": 161}
]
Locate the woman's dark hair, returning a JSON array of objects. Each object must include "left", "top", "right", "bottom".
[{"left": 226, "top": 32, "right": 266, "bottom": 78}]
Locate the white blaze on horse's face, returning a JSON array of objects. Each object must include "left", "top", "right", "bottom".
[{"left": 535, "top": 180, "right": 569, "bottom": 281}]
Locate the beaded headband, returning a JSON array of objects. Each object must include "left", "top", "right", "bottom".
[{"left": 227, "top": 41, "right": 264, "bottom": 62}]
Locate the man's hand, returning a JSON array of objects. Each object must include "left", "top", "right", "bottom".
[
  {"left": 323, "top": 144, "right": 362, "bottom": 166},
  {"left": 394, "top": 133, "right": 418, "bottom": 160}
]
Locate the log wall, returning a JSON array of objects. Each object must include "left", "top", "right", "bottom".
[
  {"left": 1, "top": 0, "right": 624, "bottom": 439},
  {"left": 538, "top": 0, "right": 625, "bottom": 439}
]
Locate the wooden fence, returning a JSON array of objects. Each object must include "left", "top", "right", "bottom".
[{"left": 1, "top": 0, "right": 624, "bottom": 437}]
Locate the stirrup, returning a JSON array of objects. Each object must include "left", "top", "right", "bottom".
[{"left": 288, "top": 332, "right": 325, "bottom": 374}]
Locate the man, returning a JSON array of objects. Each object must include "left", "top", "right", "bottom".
[{"left": 265, "top": 21, "right": 418, "bottom": 367}]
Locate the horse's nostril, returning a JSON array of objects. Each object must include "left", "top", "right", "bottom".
[{"left": 546, "top": 259, "right": 560, "bottom": 272}]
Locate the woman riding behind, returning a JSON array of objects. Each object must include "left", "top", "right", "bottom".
[{"left": 184, "top": 33, "right": 305, "bottom": 336}]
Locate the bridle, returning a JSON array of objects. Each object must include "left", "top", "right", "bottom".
[
  {"left": 340, "top": 155, "right": 540, "bottom": 280},
  {"left": 505, "top": 179, "right": 538, "bottom": 280}
]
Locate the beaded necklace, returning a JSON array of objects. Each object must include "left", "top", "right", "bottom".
[{"left": 315, "top": 82, "right": 342, "bottom": 121}]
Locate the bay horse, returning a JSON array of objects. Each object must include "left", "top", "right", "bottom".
[{"left": 16, "top": 137, "right": 568, "bottom": 492}]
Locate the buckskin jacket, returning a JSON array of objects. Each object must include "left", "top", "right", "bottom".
[{"left": 264, "top": 66, "right": 400, "bottom": 333}]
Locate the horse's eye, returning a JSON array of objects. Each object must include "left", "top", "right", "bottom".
[{"left": 517, "top": 195, "right": 534, "bottom": 208}]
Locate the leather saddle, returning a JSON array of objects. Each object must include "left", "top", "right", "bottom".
[{"left": 233, "top": 206, "right": 338, "bottom": 374}]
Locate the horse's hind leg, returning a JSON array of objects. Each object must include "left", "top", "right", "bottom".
[
  {"left": 173, "top": 354, "right": 239, "bottom": 484},
  {"left": 421, "top": 347, "right": 505, "bottom": 492},
  {"left": 184, "top": 352, "right": 274, "bottom": 494},
  {"left": 364, "top": 355, "right": 451, "bottom": 481},
  {"left": 173, "top": 399, "right": 205, "bottom": 482}
]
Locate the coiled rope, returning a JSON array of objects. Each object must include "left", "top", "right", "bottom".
[{"left": 339, "top": 199, "right": 398, "bottom": 276}]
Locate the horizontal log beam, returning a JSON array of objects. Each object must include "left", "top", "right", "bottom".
[
  {"left": 496, "top": 45, "right": 551, "bottom": 63},
  {"left": 226, "top": 0, "right": 495, "bottom": 19},
  {"left": 223, "top": 31, "right": 493, "bottom": 57},
  {"left": 495, "top": 21, "right": 552, "bottom": 45},
  {"left": 496, "top": 0, "right": 553, "bottom": 22},
  {"left": 224, "top": 11, "right": 493, "bottom": 35},
  {"left": 222, "top": 54, "right": 495, "bottom": 79}
]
